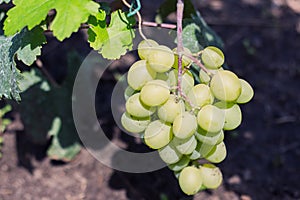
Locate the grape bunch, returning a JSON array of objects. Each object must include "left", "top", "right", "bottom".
[{"left": 121, "top": 39, "right": 254, "bottom": 195}]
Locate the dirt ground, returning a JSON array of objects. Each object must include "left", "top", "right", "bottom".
[{"left": 1, "top": 0, "right": 300, "bottom": 200}]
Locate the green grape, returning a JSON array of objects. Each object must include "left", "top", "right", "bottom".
[
  {"left": 199, "top": 68, "right": 224, "bottom": 84},
  {"left": 214, "top": 102, "right": 242, "bottom": 130},
  {"left": 201, "top": 46, "right": 224, "bottom": 69},
  {"left": 172, "top": 135, "right": 197, "bottom": 155},
  {"left": 158, "top": 142, "right": 182, "bottom": 164},
  {"left": 199, "top": 142, "right": 216, "bottom": 157},
  {"left": 168, "top": 69, "right": 194, "bottom": 95},
  {"left": 124, "top": 86, "right": 136, "bottom": 100},
  {"left": 237, "top": 79, "right": 254, "bottom": 104},
  {"left": 144, "top": 120, "right": 173, "bottom": 149},
  {"left": 127, "top": 60, "right": 156, "bottom": 90},
  {"left": 140, "top": 80, "right": 170, "bottom": 106},
  {"left": 189, "top": 143, "right": 202, "bottom": 160},
  {"left": 205, "top": 142, "right": 227, "bottom": 163},
  {"left": 187, "top": 84, "right": 214, "bottom": 108},
  {"left": 157, "top": 95, "right": 185, "bottom": 123},
  {"left": 138, "top": 39, "right": 159, "bottom": 60},
  {"left": 210, "top": 70, "right": 241, "bottom": 102},
  {"left": 173, "top": 112, "right": 197, "bottom": 139},
  {"left": 179, "top": 166, "right": 203, "bottom": 195},
  {"left": 168, "top": 156, "right": 190, "bottom": 171},
  {"left": 199, "top": 69, "right": 211, "bottom": 84},
  {"left": 197, "top": 105, "right": 225, "bottom": 133},
  {"left": 156, "top": 72, "right": 169, "bottom": 81},
  {"left": 195, "top": 128, "right": 224, "bottom": 146},
  {"left": 126, "top": 93, "right": 156, "bottom": 118},
  {"left": 147, "top": 45, "right": 175, "bottom": 73},
  {"left": 199, "top": 164, "right": 223, "bottom": 189},
  {"left": 121, "top": 112, "right": 150, "bottom": 133},
  {"left": 173, "top": 47, "right": 192, "bottom": 69}
]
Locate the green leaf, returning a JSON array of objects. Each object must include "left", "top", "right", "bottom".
[
  {"left": 19, "top": 68, "right": 41, "bottom": 92},
  {"left": 19, "top": 52, "right": 83, "bottom": 161},
  {"left": 13, "top": 27, "right": 46, "bottom": 65},
  {"left": 47, "top": 117, "right": 81, "bottom": 162},
  {"left": 88, "top": 10, "right": 136, "bottom": 59},
  {"left": 4, "top": 0, "right": 99, "bottom": 41},
  {"left": 0, "top": 27, "right": 46, "bottom": 100}
]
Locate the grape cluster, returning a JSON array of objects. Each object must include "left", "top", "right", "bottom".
[{"left": 121, "top": 40, "right": 254, "bottom": 195}]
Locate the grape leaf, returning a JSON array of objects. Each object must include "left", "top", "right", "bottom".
[
  {"left": 18, "top": 52, "right": 82, "bottom": 161},
  {"left": 0, "top": 36, "right": 22, "bottom": 100},
  {"left": 0, "top": 0, "right": 10, "bottom": 4},
  {"left": 0, "top": 27, "right": 46, "bottom": 100},
  {"left": 13, "top": 27, "right": 46, "bottom": 65},
  {"left": 88, "top": 10, "right": 136, "bottom": 59},
  {"left": 4, "top": 0, "right": 99, "bottom": 41}
]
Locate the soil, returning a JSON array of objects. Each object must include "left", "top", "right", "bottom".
[{"left": 1, "top": 0, "right": 300, "bottom": 200}]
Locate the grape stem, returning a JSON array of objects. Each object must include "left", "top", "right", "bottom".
[
  {"left": 176, "top": 0, "right": 184, "bottom": 98},
  {"left": 184, "top": 54, "right": 211, "bottom": 74}
]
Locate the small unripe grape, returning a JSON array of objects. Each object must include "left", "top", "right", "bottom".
[
  {"left": 179, "top": 166, "right": 203, "bottom": 195},
  {"left": 121, "top": 112, "right": 150, "bottom": 133},
  {"left": 147, "top": 45, "right": 175, "bottom": 73},
  {"left": 126, "top": 93, "right": 155, "bottom": 118},
  {"left": 144, "top": 120, "right": 173, "bottom": 149},
  {"left": 157, "top": 95, "right": 185, "bottom": 123},
  {"left": 199, "top": 164, "right": 223, "bottom": 189},
  {"left": 210, "top": 70, "right": 241, "bottom": 102},
  {"left": 236, "top": 79, "right": 254, "bottom": 104},
  {"left": 138, "top": 39, "right": 159, "bottom": 60},
  {"left": 205, "top": 142, "right": 227, "bottom": 163},
  {"left": 214, "top": 102, "right": 242, "bottom": 130},
  {"left": 159, "top": 142, "right": 182, "bottom": 164},
  {"left": 140, "top": 80, "right": 170, "bottom": 106},
  {"left": 197, "top": 105, "right": 225, "bottom": 133},
  {"left": 172, "top": 135, "right": 197, "bottom": 155},
  {"left": 201, "top": 46, "right": 224, "bottom": 69},
  {"left": 173, "top": 112, "right": 197, "bottom": 139},
  {"left": 127, "top": 60, "right": 156, "bottom": 90},
  {"left": 187, "top": 84, "right": 214, "bottom": 108}
]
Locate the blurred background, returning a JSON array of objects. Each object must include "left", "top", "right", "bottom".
[{"left": 0, "top": 0, "right": 299, "bottom": 199}]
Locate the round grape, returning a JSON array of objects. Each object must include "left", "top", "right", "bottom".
[
  {"left": 179, "top": 166, "right": 203, "bottom": 195},
  {"left": 140, "top": 80, "right": 170, "bottom": 106},
  {"left": 127, "top": 60, "right": 156, "bottom": 90},
  {"left": 144, "top": 120, "right": 173, "bottom": 149},
  {"left": 173, "top": 112, "right": 197, "bottom": 139},
  {"left": 210, "top": 70, "right": 241, "bottom": 102}
]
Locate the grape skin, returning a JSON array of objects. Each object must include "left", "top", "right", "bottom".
[
  {"left": 147, "top": 45, "right": 175, "bottom": 73},
  {"left": 144, "top": 120, "right": 173, "bottom": 149},
  {"left": 140, "top": 80, "right": 170, "bottom": 106},
  {"left": 173, "top": 112, "right": 197, "bottom": 139},
  {"left": 199, "top": 164, "right": 223, "bottom": 189},
  {"left": 157, "top": 94, "right": 185, "bottom": 123},
  {"left": 197, "top": 105, "right": 225, "bottom": 133},
  {"left": 121, "top": 112, "right": 150, "bottom": 134},
  {"left": 138, "top": 39, "right": 159, "bottom": 60},
  {"left": 126, "top": 93, "right": 156, "bottom": 118},
  {"left": 127, "top": 60, "right": 156, "bottom": 90},
  {"left": 179, "top": 166, "right": 203, "bottom": 195},
  {"left": 210, "top": 70, "right": 241, "bottom": 102}
]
